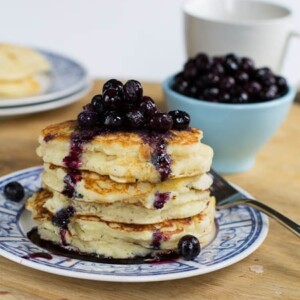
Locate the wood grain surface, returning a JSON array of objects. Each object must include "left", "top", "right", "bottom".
[{"left": 0, "top": 80, "right": 299, "bottom": 300}]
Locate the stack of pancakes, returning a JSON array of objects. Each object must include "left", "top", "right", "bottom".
[{"left": 27, "top": 120, "right": 215, "bottom": 259}]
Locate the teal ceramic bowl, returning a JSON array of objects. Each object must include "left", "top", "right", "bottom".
[{"left": 163, "top": 76, "right": 296, "bottom": 173}]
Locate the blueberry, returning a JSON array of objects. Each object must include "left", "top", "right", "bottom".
[
  {"left": 103, "top": 111, "right": 123, "bottom": 128},
  {"left": 245, "top": 81, "right": 262, "bottom": 97},
  {"left": 186, "top": 85, "right": 199, "bottom": 97},
  {"left": 178, "top": 235, "right": 201, "bottom": 260},
  {"left": 260, "top": 85, "right": 278, "bottom": 100},
  {"left": 173, "top": 79, "right": 189, "bottom": 95},
  {"left": 218, "top": 91, "right": 231, "bottom": 103},
  {"left": 212, "top": 56, "right": 224, "bottom": 64},
  {"left": 168, "top": 110, "right": 190, "bottom": 130},
  {"left": 235, "top": 71, "right": 249, "bottom": 84},
  {"left": 102, "top": 79, "right": 123, "bottom": 93},
  {"left": 77, "top": 111, "right": 98, "bottom": 128},
  {"left": 149, "top": 113, "right": 173, "bottom": 133},
  {"left": 82, "top": 103, "right": 93, "bottom": 112},
  {"left": 202, "top": 87, "right": 220, "bottom": 101},
  {"left": 4, "top": 181, "right": 24, "bottom": 202},
  {"left": 91, "top": 95, "right": 104, "bottom": 114},
  {"left": 195, "top": 53, "right": 212, "bottom": 73},
  {"left": 183, "top": 59, "right": 198, "bottom": 79},
  {"left": 254, "top": 67, "right": 273, "bottom": 84},
  {"left": 52, "top": 206, "right": 75, "bottom": 229},
  {"left": 276, "top": 76, "right": 288, "bottom": 95},
  {"left": 211, "top": 62, "right": 224, "bottom": 74},
  {"left": 126, "top": 109, "right": 145, "bottom": 129},
  {"left": 219, "top": 76, "right": 235, "bottom": 90},
  {"left": 224, "top": 53, "right": 240, "bottom": 73},
  {"left": 194, "top": 78, "right": 206, "bottom": 90},
  {"left": 139, "top": 96, "right": 157, "bottom": 116},
  {"left": 263, "top": 75, "right": 276, "bottom": 87},
  {"left": 123, "top": 80, "right": 143, "bottom": 103},
  {"left": 232, "top": 90, "right": 249, "bottom": 103},
  {"left": 102, "top": 88, "right": 123, "bottom": 110},
  {"left": 202, "top": 72, "right": 220, "bottom": 86},
  {"left": 240, "top": 57, "right": 255, "bottom": 72}
]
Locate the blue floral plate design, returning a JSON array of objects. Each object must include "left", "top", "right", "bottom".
[
  {"left": 0, "top": 166, "right": 268, "bottom": 282},
  {"left": 0, "top": 49, "right": 89, "bottom": 107}
]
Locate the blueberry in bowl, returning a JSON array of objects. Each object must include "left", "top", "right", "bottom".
[{"left": 163, "top": 53, "right": 296, "bottom": 173}]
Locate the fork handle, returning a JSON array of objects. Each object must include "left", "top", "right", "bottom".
[{"left": 221, "top": 199, "right": 300, "bottom": 238}]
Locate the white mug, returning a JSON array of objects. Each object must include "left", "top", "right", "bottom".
[{"left": 183, "top": 0, "right": 300, "bottom": 72}]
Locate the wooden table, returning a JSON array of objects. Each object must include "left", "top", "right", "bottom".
[{"left": 0, "top": 80, "right": 299, "bottom": 300}]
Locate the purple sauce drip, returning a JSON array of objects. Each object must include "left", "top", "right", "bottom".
[
  {"left": 151, "top": 230, "right": 168, "bottom": 250},
  {"left": 22, "top": 252, "right": 52, "bottom": 260},
  {"left": 60, "top": 228, "right": 68, "bottom": 246},
  {"left": 52, "top": 206, "right": 75, "bottom": 245},
  {"left": 139, "top": 131, "right": 172, "bottom": 181},
  {"left": 153, "top": 192, "right": 170, "bottom": 209},
  {"left": 62, "top": 169, "right": 82, "bottom": 198},
  {"left": 63, "top": 129, "right": 100, "bottom": 170},
  {"left": 52, "top": 206, "right": 75, "bottom": 229}
]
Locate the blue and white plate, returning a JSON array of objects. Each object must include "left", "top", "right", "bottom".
[
  {"left": 0, "top": 166, "right": 268, "bottom": 282},
  {"left": 0, "top": 49, "right": 89, "bottom": 107},
  {"left": 0, "top": 84, "right": 91, "bottom": 117}
]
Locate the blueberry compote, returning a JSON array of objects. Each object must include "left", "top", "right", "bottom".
[
  {"left": 62, "top": 169, "right": 82, "bottom": 198},
  {"left": 151, "top": 230, "right": 169, "bottom": 249},
  {"left": 173, "top": 53, "right": 289, "bottom": 103},
  {"left": 153, "top": 192, "right": 170, "bottom": 209},
  {"left": 139, "top": 131, "right": 172, "bottom": 181},
  {"left": 51, "top": 206, "right": 75, "bottom": 245}
]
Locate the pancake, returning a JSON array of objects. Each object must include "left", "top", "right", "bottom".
[
  {"left": 0, "top": 44, "right": 51, "bottom": 81},
  {"left": 0, "top": 75, "right": 40, "bottom": 97},
  {"left": 26, "top": 192, "right": 215, "bottom": 259},
  {"left": 37, "top": 121, "right": 213, "bottom": 183},
  {"left": 28, "top": 188, "right": 213, "bottom": 224},
  {"left": 42, "top": 163, "right": 213, "bottom": 208}
]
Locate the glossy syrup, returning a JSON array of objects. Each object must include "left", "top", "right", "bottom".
[
  {"left": 27, "top": 228, "right": 179, "bottom": 265},
  {"left": 22, "top": 251, "right": 53, "bottom": 260},
  {"left": 63, "top": 128, "right": 100, "bottom": 169},
  {"left": 62, "top": 169, "right": 82, "bottom": 198},
  {"left": 139, "top": 131, "right": 172, "bottom": 181}
]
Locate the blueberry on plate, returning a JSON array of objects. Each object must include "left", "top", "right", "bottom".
[
  {"left": 178, "top": 235, "right": 201, "bottom": 260},
  {"left": 4, "top": 181, "right": 25, "bottom": 202}
]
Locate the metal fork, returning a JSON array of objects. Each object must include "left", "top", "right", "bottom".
[{"left": 209, "top": 169, "right": 300, "bottom": 238}]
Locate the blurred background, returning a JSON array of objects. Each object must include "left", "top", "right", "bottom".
[{"left": 0, "top": 0, "right": 299, "bottom": 83}]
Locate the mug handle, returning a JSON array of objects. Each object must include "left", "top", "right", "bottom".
[{"left": 279, "top": 30, "right": 300, "bottom": 73}]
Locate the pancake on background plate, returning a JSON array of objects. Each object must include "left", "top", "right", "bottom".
[
  {"left": 0, "top": 44, "right": 51, "bottom": 97},
  {"left": 27, "top": 79, "right": 216, "bottom": 261}
]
